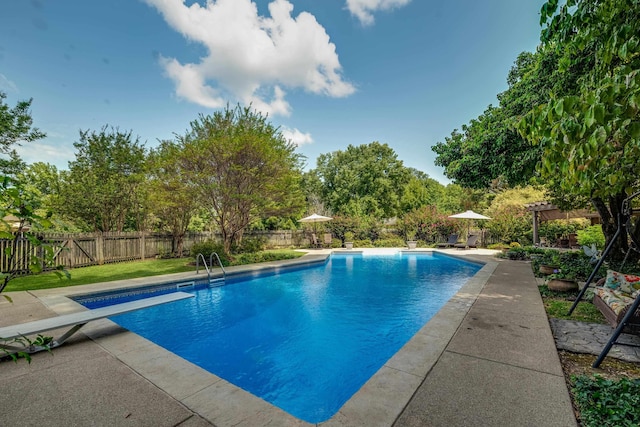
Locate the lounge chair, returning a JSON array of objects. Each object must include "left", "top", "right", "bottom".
[
  {"left": 436, "top": 234, "right": 458, "bottom": 248},
  {"left": 323, "top": 233, "right": 333, "bottom": 248},
  {"left": 454, "top": 234, "right": 478, "bottom": 249},
  {"left": 311, "top": 233, "right": 321, "bottom": 248}
]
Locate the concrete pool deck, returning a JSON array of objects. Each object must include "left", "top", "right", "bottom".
[{"left": 0, "top": 249, "right": 576, "bottom": 426}]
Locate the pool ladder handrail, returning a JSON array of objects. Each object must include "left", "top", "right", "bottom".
[{"left": 195, "top": 252, "right": 226, "bottom": 285}]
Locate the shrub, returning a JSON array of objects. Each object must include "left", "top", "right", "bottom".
[
  {"left": 399, "top": 206, "right": 457, "bottom": 243},
  {"left": 485, "top": 204, "right": 532, "bottom": 244},
  {"left": 577, "top": 225, "right": 606, "bottom": 250},
  {"left": 234, "top": 235, "right": 266, "bottom": 253},
  {"left": 539, "top": 219, "right": 588, "bottom": 241},
  {"left": 503, "top": 247, "right": 528, "bottom": 260},
  {"left": 190, "top": 240, "right": 231, "bottom": 266},
  {"left": 572, "top": 375, "right": 640, "bottom": 427},
  {"left": 233, "top": 251, "right": 299, "bottom": 265}
]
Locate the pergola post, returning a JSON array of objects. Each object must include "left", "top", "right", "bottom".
[{"left": 532, "top": 211, "right": 539, "bottom": 245}]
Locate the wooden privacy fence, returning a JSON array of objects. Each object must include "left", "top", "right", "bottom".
[{"left": 0, "top": 231, "right": 305, "bottom": 274}]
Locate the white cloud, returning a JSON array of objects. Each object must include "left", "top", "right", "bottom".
[
  {"left": 345, "top": 0, "right": 412, "bottom": 26},
  {"left": 281, "top": 127, "right": 313, "bottom": 146},
  {"left": 145, "top": 0, "right": 355, "bottom": 116},
  {"left": 15, "top": 140, "right": 75, "bottom": 169},
  {"left": 0, "top": 74, "right": 19, "bottom": 93}
]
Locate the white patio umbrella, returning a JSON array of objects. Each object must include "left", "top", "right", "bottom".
[
  {"left": 449, "top": 210, "right": 491, "bottom": 239},
  {"left": 298, "top": 213, "right": 333, "bottom": 234}
]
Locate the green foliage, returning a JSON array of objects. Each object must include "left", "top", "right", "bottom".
[
  {"left": 542, "top": 297, "right": 604, "bottom": 323},
  {"left": 531, "top": 249, "right": 603, "bottom": 281},
  {"left": 486, "top": 203, "right": 532, "bottom": 245},
  {"left": 232, "top": 250, "right": 302, "bottom": 265},
  {"left": 431, "top": 48, "right": 568, "bottom": 189},
  {"left": 400, "top": 171, "right": 445, "bottom": 212},
  {"left": 399, "top": 206, "right": 457, "bottom": 243},
  {"left": 539, "top": 219, "right": 588, "bottom": 241},
  {"left": 177, "top": 105, "right": 305, "bottom": 256},
  {"left": 326, "top": 215, "right": 359, "bottom": 243},
  {"left": 147, "top": 140, "right": 198, "bottom": 256},
  {"left": 190, "top": 240, "right": 230, "bottom": 266},
  {"left": 503, "top": 247, "right": 528, "bottom": 260},
  {"left": 344, "top": 231, "right": 355, "bottom": 242},
  {"left": 312, "top": 142, "right": 410, "bottom": 219},
  {"left": 521, "top": 0, "right": 640, "bottom": 259},
  {"left": 1, "top": 334, "right": 52, "bottom": 364},
  {"left": 59, "top": 126, "right": 148, "bottom": 232},
  {"left": 0, "top": 176, "right": 69, "bottom": 293},
  {"left": 234, "top": 235, "right": 266, "bottom": 253},
  {"left": 577, "top": 225, "right": 606, "bottom": 250},
  {"left": 572, "top": 375, "right": 640, "bottom": 427},
  {"left": 0, "top": 91, "right": 46, "bottom": 158}
]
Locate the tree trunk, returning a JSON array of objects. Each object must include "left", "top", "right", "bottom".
[{"left": 592, "top": 194, "right": 637, "bottom": 262}]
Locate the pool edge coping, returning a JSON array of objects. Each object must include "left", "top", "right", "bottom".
[{"left": 27, "top": 250, "right": 499, "bottom": 427}]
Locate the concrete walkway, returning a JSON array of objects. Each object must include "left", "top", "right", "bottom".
[
  {"left": 395, "top": 259, "right": 576, "bottom": 427},
  {"left": 0, "top": 252, "right": 577, "bottom": 426}
]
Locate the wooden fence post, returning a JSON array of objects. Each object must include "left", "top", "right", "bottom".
[
  {"left": 140, "top": 232, "right": 146, "bottom": 261},
  {"left": 96, "top": 233, "right": 104, "bottom": 265}
]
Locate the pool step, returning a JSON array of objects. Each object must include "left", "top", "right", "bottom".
[{"left": 209, "top": 278, "right": 225, "bottom": 287}]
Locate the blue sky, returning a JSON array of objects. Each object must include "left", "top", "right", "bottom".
[{"left": 1, "top": 0, "right": 544, "bottom": 184}]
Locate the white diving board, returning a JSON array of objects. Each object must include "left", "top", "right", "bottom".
[{"left": 0, "top": 292, "right": 194, "bottom": 355}]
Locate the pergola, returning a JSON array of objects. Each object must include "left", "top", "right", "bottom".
[{"left": 525, "top": 201, "right": 600, "bottom": 245}]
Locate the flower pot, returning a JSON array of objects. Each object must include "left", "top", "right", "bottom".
[
  {"left": 548, "top": 278, "right": 578, "bottom": 292},
  {"left": 407, "top": 240, "right": 417, "bottom": 250},
  {"left": 344, "top": 242, "right": 353, "bottom": 250},
  {"left": 539, "top": 265, "right": 560, "bottom": 275}
]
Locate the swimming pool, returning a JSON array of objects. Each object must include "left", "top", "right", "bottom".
[{"left": 78, "top": 252, "right": 481, "bottom": 423}]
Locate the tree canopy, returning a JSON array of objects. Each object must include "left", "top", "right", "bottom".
[
  {"left": 519, "top": 0, "right": 640, "bottom": 256},
  {"left": 59, "top": 126, "right": 148, "bottom": 232},
  {"left": 177, "top": 105, "right": 305, "bottom": 255},
  {"left": 312, "top": 142, "right": 410, "bottom": 219}
]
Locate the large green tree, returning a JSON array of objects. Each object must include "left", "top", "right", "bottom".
[
  {"left": 147, "top": 140, "right": 198, "bottom": 257},
  {"left": 0, "top": 91, "right": 46, "bottom": 177},
  {"left": 60, "top": 126, "right": 148, "bottom": 232},
  {"left": 177, "top": 105, "right": 305, "bottom": 255},
  {"left": 432, "top": 48, "right": 573, "bottom": 189},
  {"left": 519, "top": 0, "right": 640, "bottom": 258},
  {"left": 312, "top": 142, "right": 410, "bottom": 219},
  {"left": 400, "top": 168, "right": 445, "bottom": 213}
]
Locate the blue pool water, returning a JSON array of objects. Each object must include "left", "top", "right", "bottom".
[{"left": 81, "top": 252, "right": 481, "bottom": 423}]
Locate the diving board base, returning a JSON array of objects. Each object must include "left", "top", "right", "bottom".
[{"left": 0, "top": 292, "right": 194, "bottom": 356}]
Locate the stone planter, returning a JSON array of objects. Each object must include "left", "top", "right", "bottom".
[
  {"left": 406, "top": 240, "right": 417, "bottom": 250},
  {"left": 344, "top": 242, "right": 353, "bottom": 250},
  {"left": 539, "top": 265, "right": 560, "bottom": 275},
  {"left": 548, "top": 278, "right": 579, "bottom": 292}
]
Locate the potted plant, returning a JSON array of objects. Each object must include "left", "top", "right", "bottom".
[
  {"left": 546, "top": 271, "right": 579, "bottom": 292},
  {"left": 406, "top": 230, "right": 417, "bottom": 250},
  {"left": 344, "top": 232, "right": 355, "bottom": 250},
  {"left": 539, "top": 253, "right": 561, "bottom": 275}
]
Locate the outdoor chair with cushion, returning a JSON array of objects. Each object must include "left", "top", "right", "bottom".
[
  {"left": 436, "top": 234, "right": 458, "bottom": 248},
  {"left": 323, "top": 233, "right": 333, "bottom": 248},
  {"left": 454, "top": 234, "right": 478, "bottom": 249},
  {"left": 311, "top": 233, "right": 321, "bottom": 248}
]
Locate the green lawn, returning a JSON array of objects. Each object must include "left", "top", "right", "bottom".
[{"left": 5, "top": 250, "right": 304, "bottom": 292}]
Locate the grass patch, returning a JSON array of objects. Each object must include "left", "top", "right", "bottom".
[
  {"left": 543, "top": 299, "right": 606, "bottom": 323},
  {"left": 5, "top": 249, "right": 304, "bottom": 292},
  {"left": 538, "top": 284, "right": 606, "bottom": 324},
  {"left": 5, "top": 258, "right": 196, "bottom": 292}
]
